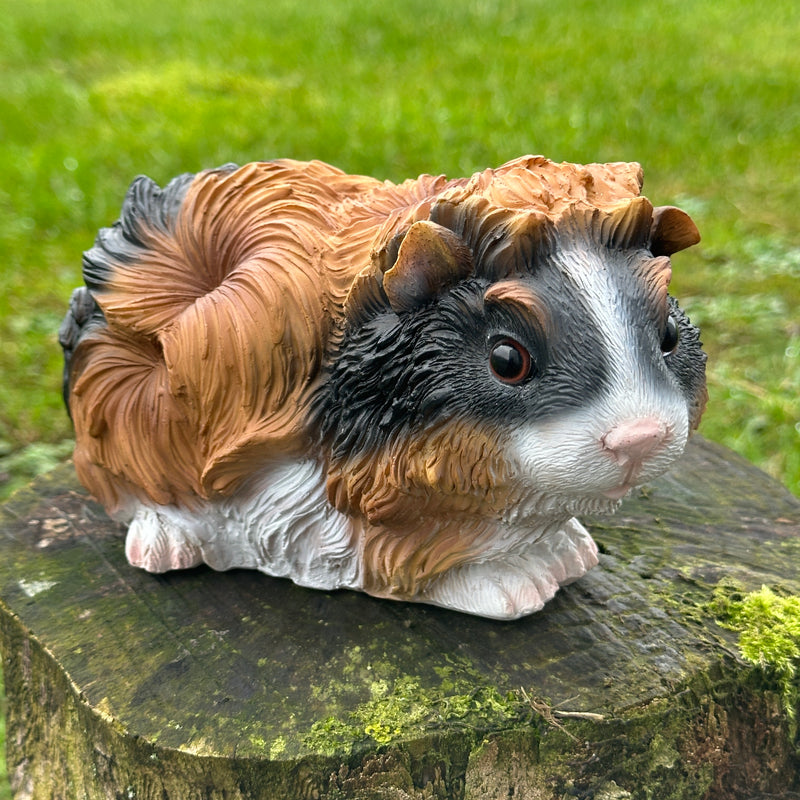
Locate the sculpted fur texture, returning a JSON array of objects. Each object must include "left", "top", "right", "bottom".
[{"left": 60, "top": 156, "right": 707, "bottom": 619}]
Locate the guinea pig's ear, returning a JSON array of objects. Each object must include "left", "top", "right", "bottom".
[
  {"left": 649, "top": 206, "right": 701, "bottom": 256},
  {"left": 382, "top": 221, "right": 474, "bottom": 313}
]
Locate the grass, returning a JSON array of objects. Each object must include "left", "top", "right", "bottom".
[
  {"left": 0, "top": 0, "right": 798, "bottom": 790},
  {"left": 0, "top": 0, "right": 798, "bottom": 499}
]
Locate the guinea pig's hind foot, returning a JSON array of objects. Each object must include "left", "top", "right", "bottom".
[{"left": 125, "top": 505, "right": 204, "bottom": 573}]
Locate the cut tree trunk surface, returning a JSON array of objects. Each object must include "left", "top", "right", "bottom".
[{"left": 1, "top": 436, "right": 799, "bottom": 800}]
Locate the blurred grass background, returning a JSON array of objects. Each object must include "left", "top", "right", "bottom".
[{"left": 0, "top": 0, "right": 798, "bottom": 793}]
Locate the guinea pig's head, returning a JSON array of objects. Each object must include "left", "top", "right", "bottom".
[{"left": 317, "top": 175, "right": 706, "bottom": 527}]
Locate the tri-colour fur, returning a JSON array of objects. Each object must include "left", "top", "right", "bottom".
[{"left": 60, "top": 156, "right": 707, "bottom": 619}]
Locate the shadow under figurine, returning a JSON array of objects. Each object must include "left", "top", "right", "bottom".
[{"left": 59, "top": 156, "right": 707, "bottom": 620}]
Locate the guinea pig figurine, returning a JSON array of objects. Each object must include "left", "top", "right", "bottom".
[{"left": 59, "top": 156, "right": 707, "bottom": 620}]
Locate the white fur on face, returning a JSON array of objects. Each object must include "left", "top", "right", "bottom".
[{"left": 509, "top": 245, "right": 690, "bottom": 512}]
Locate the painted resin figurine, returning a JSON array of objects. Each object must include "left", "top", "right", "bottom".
[{"left": 60, "top": 156, "right": 707, "bottom": 619}]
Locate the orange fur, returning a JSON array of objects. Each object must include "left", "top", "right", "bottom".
[
  {"left": 70, "top": 326, "right": 205, "bottom": 509},
  {"left": 483, "top": 280, "right": 552, "bottom": 338},
  {"left": 325, "top": 419, "right": 518, "bottom": 597}
]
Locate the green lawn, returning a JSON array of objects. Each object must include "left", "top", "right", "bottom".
[
  {"left": 1, "top": 0, "right": 798, "bottom": 499},
  {"left": 0, "top": 0, "right": 798, "bottom": 790}
]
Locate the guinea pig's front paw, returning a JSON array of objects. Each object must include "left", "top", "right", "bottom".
[
  {"left": 125, "top": 505, "right": 204, "bottom": 573},
  {"left": 421, "top": 563, "right": 554, "bottom": 620},
  {"left": 419, "top": 519, "right": 599, "bottom": 620}
]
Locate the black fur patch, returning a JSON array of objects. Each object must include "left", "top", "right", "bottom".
[
  {"left": 663, "top": 295, "right": 707, "bottom": 421},
  {"left": 315, "top": 274, "right": 612, "bottom": 459},
  {"left": 58, "top": 286, "right": 106, "bottom": 416}
]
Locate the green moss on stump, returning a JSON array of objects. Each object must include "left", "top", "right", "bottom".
[
  {"left": 708, "top": 584, "right": 800, "bottom": 722},
  {"left": 305, "top": 675, "right": 525, "bottom": 755}
]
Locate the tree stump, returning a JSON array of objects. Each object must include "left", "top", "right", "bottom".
[{"left": 1, "top": 436, "right": 799, "bottom": 800}]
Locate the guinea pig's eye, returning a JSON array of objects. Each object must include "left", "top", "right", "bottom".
[
  {"left": 660, "top": 314, "right": 680, "bottom": 356},
  {"left": 489, "top": 338, "right": 532, "bottom": 384}
]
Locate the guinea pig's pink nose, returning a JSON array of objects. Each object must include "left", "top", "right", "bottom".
[{"left": 601, "top": 417, "right": 669, "bottom": 468}]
